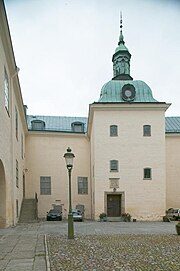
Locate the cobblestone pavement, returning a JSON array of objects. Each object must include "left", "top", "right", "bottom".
[
  {"left": 0, "top": 221, "right": 179, "bottom": 271},
  {"left": 47, "top": 234, "right": 180, "bottom": 271}
]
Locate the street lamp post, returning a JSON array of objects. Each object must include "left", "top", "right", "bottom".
[{"left": 64, "top": 147, "right": 75, "bottom": 239}]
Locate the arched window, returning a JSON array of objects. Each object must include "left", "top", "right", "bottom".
[
  {"left": 110, "top": 125, "right": 118, "bottom": 137},
  {"left": 71, "top": 122, "right": 85, "bottom": 133},
  {"left": 110, "top": 160, "right": 119, "bottom": 172},
  {"left": 143, "top": 125, "right": 151, "bottom": 136},
  {"left": 144, "top": 168, "right": 152, "bottom": 179}
]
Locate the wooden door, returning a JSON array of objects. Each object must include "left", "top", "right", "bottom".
[{"left": 107, "top": 194, "right": 121, "bottom": 217}]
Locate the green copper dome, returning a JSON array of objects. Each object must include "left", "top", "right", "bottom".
[
  {"left": 115, "top": 42, "right": 129, "bottom": 53},
  {"left": 98, "top": 80, "right": 158, "bottom": 103}
]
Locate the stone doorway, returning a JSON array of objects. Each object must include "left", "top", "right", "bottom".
[
  {"left": 107, "top": 194, "right": 121, "bottom": 217},
  {"left": 0, "top": 160, "right": 6, "bottom": 228}
]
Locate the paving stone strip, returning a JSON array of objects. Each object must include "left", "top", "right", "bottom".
[
  {"left": 0, "top": 233, "right": 47, "bottom": 271},
  {"left": 47, "top": 234, "right": 180, "bottom": 271}
]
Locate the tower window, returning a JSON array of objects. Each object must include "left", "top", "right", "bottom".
[
  {"left": 110, "top": 160, "right": 119, "bottom": 172},
  {"left": 144, "top": 168, "right": 152, "bottom": 179},
  {"left": 110, "top": 125, "right": 118, "bottom": 136},
  {"left": 143, "top": 125, "right": 151, "bottom": 136}
]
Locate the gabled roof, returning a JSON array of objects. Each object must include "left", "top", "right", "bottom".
[
  {"left": 27, "top": 115, "right": 88, "bottom": 133},
  {"left": 165, "top": 117, "right": 180, "bottom": 133}
]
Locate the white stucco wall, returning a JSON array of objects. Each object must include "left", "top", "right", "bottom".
[
  {"left": 166, "top": 134, "right": 180, "bottom": 209},
  {"left": 89, "top": 103, "right": 168, "bottom": 221},
  {"left": 25, "top": 133, "right": 91, "bottom": 219},
  {"left": 0, "top": 4, "right": 27, "bottom": 227}
]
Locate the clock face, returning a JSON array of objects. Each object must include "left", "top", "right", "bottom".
[
  {"left": 124, "top": 89, "right": 132, "bottom": 98},
  {"left": 122, "top": 84, "right": 136, "bottom": 101}
]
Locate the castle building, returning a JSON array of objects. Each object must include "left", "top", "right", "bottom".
[{"left": 0, "top": 1, "right": 180, "bottom": 227}]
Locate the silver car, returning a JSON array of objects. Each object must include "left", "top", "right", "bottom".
[
  {"left": 166, "top": 208, "right": 180, "bottom": 220},
  {"left": 72, "top": 208, "right": 83, "bottom": 222}
]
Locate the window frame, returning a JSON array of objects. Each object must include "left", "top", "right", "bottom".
[
  {"left": 40, "top": 176, "right": 51, "bottom": 195},
  {"left": 143, "top": 125, "right": 151, "bottom": 137},
  {"left": 110, "top": 160, "right": 119, "bottom": 172},
  {"left": 78, "top": 177, "right": 88, "bottom": 194},
  {"left": 110, "top": 125, "right": 118, "bottom": 137},
  {"left": 143, "top": 168, "right": 152, "bottom": 179}
]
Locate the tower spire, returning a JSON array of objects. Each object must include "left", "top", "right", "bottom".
[
  {"left": 118, "top": 11, "right": 124, "bottom": 45},
  {"left": 112, "top": 13, "right": 133, "bottom": 81}
]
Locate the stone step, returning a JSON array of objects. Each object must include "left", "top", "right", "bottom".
[{"left": 19, "top": 198, "right": 38, "bottom": 223}]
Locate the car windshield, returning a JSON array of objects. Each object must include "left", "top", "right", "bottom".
[
  {"left": 49, "top": 210, "right": 60, "bottom": 214},
  {"left": 72, "top": 209, "right": 81, "bottom": 215}
]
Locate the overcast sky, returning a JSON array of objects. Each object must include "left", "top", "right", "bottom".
[{"left": 4, "top": 0, "right": 180, "bottom": 117}]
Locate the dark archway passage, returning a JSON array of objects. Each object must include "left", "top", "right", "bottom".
[{"left": 0, "top": 160, "right": 6, "bottom": 228}]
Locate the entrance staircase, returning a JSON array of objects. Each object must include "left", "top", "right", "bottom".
[
  {"left": 19, "top": 198, "right": 38, "bottom": 223},
  {"left": 107, "top": 217, "right": 124, "bottom": 222}
]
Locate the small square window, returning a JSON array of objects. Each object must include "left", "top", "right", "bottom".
[
  {"left": 144, "top": 168, "right": 152, "bottom": 179},
  {"left": 110, "top": 160, "right": 118, "bottom": 172},
  {"left": 110, "top": 125, "right": 118, "bottom": 136},
  {"left": 143, "top": 125, "right": 151, "bottom": 136}
]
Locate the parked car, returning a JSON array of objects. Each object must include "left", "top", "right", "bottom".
[
  {"left": 72, "top": 208, "right": 83, "bottom": 222},
  {"left": 47, "top": 209, "right": 62, "bottom": 221},
  {"left": 166, "top": 208, "right": 180, "bottom": 220}
]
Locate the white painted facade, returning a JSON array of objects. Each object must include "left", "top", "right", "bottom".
[
  {"left": 0, "top": 1, "right": 27, "bottom": 227},
  {"left": 0, "top": 1, "right": 179, "bottom": 227}
]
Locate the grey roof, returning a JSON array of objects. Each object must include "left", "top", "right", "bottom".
[
  {"left": 27, "top": 115, "right": 88, "bottom": 133},
  {"left": 165, "top": 117, "right": 180, "bottom": 133},
  {"left": 27, "top": 115, "right": 180, "bottom": 134}
]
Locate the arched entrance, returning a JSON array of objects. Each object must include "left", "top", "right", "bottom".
[{"left": 0, "top": 160, "right": 6, "bottom": 228}]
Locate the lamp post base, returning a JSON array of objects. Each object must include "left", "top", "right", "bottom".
[{"left": 68, "top": 213, "right": 74, "bottom": 239}]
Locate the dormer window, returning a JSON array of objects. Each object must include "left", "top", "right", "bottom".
[
  {"left": 31, "top": 120, "right": 45, "bottom": 130},
  {"left": 71, "top": 122, "right": 84, "bottom": 133}
]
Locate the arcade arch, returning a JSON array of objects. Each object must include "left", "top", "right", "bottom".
[{"left": 0, "top": 160, "right": 6, "bottom": 228}]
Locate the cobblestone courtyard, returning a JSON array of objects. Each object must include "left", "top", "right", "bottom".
[
  {"left": 0, "top": 221, "right": 179, "bottom": 271},
  {"left": 47, "top": 233, "right": 180, "bottom": 271}
]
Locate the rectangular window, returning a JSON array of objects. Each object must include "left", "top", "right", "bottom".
[
  {"left": 143, "top": 125, "right": 151, "bottom": 136},
  {"left": 110, "top": 160, "right": 118, "bottom": 172},
  {"left": 40, "top": 176, "right": 51, "bottom": 195},
  {"left": 21, "top": 134, "right": 23, "bottom": 159},
  {"left": 4, "top": 67, "right": 9, "bottom": 112},
  {"left": 78, "top": 177, "right": 88, "bottom": 194},
  {"left": 144, "top": 168, "right": 152, "bottom": 179},
  {"left": 15, "top": 107, "right": 18, "bottom": 140},
  {"left": 16, "top": 160, "right": 19, "bottom": 187},
  {"left": 110, "top": 125, "right": 118, "bottom": 136}
]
